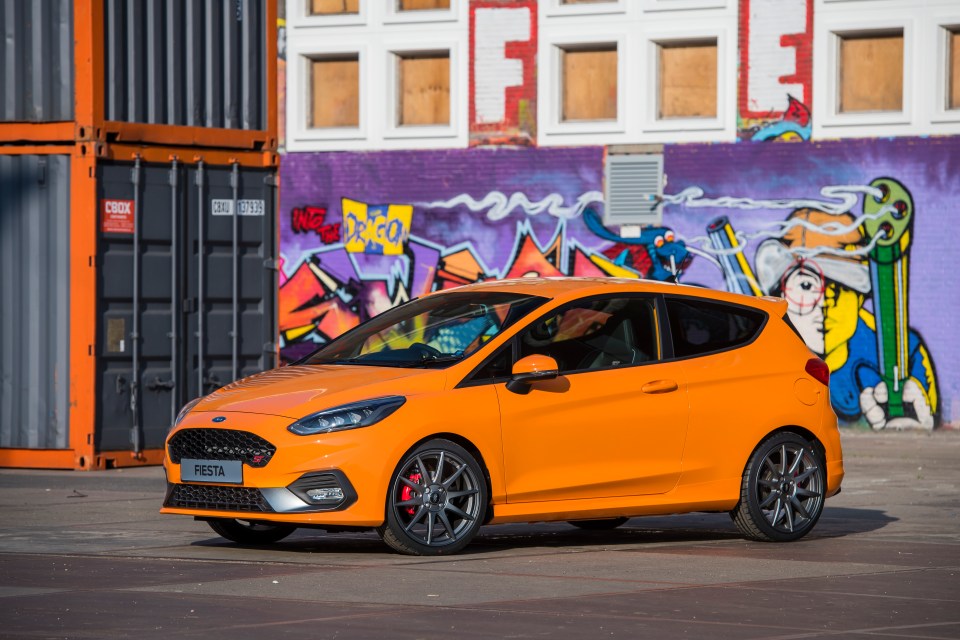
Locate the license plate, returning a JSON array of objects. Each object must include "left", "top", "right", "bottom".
[{"left": 180, "top": 459, "right": 243, "bottom": 484}]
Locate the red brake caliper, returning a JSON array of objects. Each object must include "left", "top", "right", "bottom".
[{"left": 401, "top": 472, "right": 422, "bottom": 515}]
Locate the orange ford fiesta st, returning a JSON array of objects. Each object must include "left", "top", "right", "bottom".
[{"left": 162, "top": 278, "right": 844, "bottom": 555}]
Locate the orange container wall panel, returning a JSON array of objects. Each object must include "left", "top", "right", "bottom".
[
  {"left": 101, "top": 0, "right": 277, "bottom": 148},
  {"left": 0, "top": 0, "right": 74, "bottom": 124},
  {"left": 0, "top": 155, "right": 71, "bottom": 450}
]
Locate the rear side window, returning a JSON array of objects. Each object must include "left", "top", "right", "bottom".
[{"left": 665, "top": 297, "right": 765, "bottom": 358}]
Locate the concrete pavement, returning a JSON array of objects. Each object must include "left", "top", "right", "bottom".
[{"left": 1, "top": 430, "right": 958, "bottom": 639}]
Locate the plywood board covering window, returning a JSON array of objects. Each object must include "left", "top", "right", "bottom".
[
  {"left": 399, "top": 0, "right": 450, "bottom": 10},
  {"left": 950, "top": 29, "right": 960, "bottom": 110},
  {"left": 562, "top": 46, "right": 617, "bottom": 121},
  {"left": 839, "top": 31, "right": 904, "bottom": 113},
  {"left": 310, "top": 57, "right": 359, "bottom": 128},
  {"left": 311, "top": 0, "right": 359, "bottom": 15},
  {"left": 658, "top": 40, "right": 717, "bottom": 119},
  {"left": 398, "top": 53, "right": 450, "bottom": 126}
]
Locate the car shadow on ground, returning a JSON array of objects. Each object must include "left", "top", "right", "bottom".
[{"left": 188, "top": 507, "right": 896, "bottom": 556}]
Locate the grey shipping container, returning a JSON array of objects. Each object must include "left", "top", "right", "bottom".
[
  {"left": 0, "top": 154, "right": 71, "bottom": 449},
  {"left": 0, "top": 152, "right": 278, "bottom": 466},
  {"left": 0, "top": 0, "right": 75, "bottom": 123},
  {"left": 97, "top": 158, "right": 278, "bottom": 454}
]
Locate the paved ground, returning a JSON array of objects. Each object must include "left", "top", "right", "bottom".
[{"left": 1, "top": 430, "right": 958, "bottom": 639}]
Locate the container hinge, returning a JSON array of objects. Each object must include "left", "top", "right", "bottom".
[
  {"left": 263, "top": 175, "right": 278, "bottom": 187},
  {"left": 183, "top": 298, "right": 197, "bottom": 314},
  {"left": 37, "top": 158, "right": 47, "bottom": 186},
  {"left": 263, "top": 342, "right": 277, "bottom": 353},
  {"left": 263, "top": 259, "right": 279, "bottom": 270}
]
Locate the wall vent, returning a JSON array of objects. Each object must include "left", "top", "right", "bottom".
[{"left": 604, "top": 154, "right": 664, "bottom": 226}]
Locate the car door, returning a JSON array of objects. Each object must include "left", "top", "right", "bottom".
[{"left": 489, "top": 295, "right": 690, "bottom": 503}]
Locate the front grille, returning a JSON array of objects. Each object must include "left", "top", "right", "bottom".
[
  {"left": 168, "top": 428, "right": 276, "bottom": 467},
  {"left": 165, "top": 484, "right": 273, "bottom": 512}
]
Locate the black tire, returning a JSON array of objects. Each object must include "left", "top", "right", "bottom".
[
  {"left": 732, "top": 432, "right": 826, "bottom": 542},
  {"left": 207, "top": 518, "right": 297, "bottom": 545},
  {"left": 377, "top": 439, "right": 488, "bottom": 556},
  {"left": 568, "top": 517, "right": 629, "bottom": 530}
]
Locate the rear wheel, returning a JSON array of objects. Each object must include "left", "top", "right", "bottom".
[
  {"left": 732, "top": 432, "right": 825, "bottom": 542},
  {"left": 378, "top": 439, "right": 488, "bottom": 556},
  {"left": 568, "top": 518, "right": 629, "bottom": 530},
  {"left": 207, "top": 518, "right": 297, "bottom": 545}
]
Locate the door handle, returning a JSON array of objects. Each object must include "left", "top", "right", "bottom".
[{"left": 641, "top": 379, "right": 679, "bottom": 394}]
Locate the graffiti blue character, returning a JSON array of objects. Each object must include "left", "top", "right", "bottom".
[{"left": 583, "top": 208, "right": 691, "bottom": 281}]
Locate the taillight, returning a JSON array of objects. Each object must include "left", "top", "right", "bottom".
[{"left": 805, "top": 358, "right": 830, "bottom": 386}]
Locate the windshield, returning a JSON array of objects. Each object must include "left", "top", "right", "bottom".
[{"left": 303, "top": 291, "right": 547, "bottom": 368}]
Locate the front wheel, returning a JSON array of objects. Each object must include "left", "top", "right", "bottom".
[
  {"left": 378, "top": 439, "right": 488, "bottom": 556},
  {"left": 732, "top": 432, "right": 825, "bottom": 542},
  {"left": 207, "top": 518, "right": 297, "bottom": 545}
]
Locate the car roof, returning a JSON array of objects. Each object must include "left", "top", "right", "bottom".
[{"left": 439, "top": 277, "right": 786, "bottom": 314}]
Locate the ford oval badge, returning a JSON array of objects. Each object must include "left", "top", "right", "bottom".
[{"left": 212, "top": 416, "right": 226, "bottom": 423}]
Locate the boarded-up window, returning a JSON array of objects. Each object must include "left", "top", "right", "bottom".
[
  {"left": 561, "top": 45, "right": 617, "bottom": 121},
  {"left": 311, "top": 0, "right": 359, "bottom": 15},
  {"left": 397, "top": 53, "right": 450, "bottom": 126},
  {"left": 398, "top": 0, "right": 450, "bottom": 9},
  {"left": 950, "top": 29, "right": 960, "bottom": 110},
  {"left": 839, "top": 31, "right": 904, "bottom": 113},
  {"left": 658, "top": 40, "right": 717, "bottom": 119},
  {"left": 310, "top": 56, "right": 359, "bottom": 128}
]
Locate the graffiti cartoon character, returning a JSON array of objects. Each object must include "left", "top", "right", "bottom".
[
  {"left": 756, "top": 207, "right": 937, "bottom": 429},
  {"left": 583, "top": 208, "right": 691, "bottom": 281}
]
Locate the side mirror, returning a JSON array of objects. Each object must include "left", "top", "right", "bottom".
[{"left": 506, "top": 355, "right": 559, "bottom": 394}]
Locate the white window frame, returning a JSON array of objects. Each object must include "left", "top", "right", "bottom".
[
  {"left": 931, "top": 20, "right": 960, "bottom": 124},
  {"left": 384, "top": 0, "right": 460, "bottom": 25},
  {"left": 287, "top": 44, "right": 368, "bottom": 149},
  {"left": 644, "top": 29, "right": 731, "bottom": 137},
  {"left": 291, "top": 0, "right": 369, "bottom": 29},
  {"left": 384, "top": 42, "right": 463, "bottom": 142},
  {"left": 645, "top": 0, "right": 729, "bottom": 12},
  {"left": 543, "top": 0, "right": 627, "bottom": 19},
  {"left": 539, "top": 33, "right": 628, "bottom": 138},
  {"left": 814, "top": 13, "right": 916, "bottom": 137}
]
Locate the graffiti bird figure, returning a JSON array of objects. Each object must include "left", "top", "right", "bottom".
[{"left": 583, "top": 208, "right": 691, "bottom": 281}]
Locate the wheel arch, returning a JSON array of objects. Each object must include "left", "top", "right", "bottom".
[
  {"left": 397, "top": 432, "right": 496, "bottom": 525},
  {"left": 741, "top": 425, "right": 826, "bottom": 477}
]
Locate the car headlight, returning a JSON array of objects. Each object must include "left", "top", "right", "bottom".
[
  {"left": 287, "top": 396, "right": 406, "bottom": 436},
  {"left": 172, "top": 396, "right": 203, "bottom": 430}
]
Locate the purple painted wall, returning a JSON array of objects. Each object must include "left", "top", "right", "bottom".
[{"left": 278, "top": 137, "right": 960, "bottom": 428}]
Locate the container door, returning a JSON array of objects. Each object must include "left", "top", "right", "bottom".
[
  {"left": 182, "top": 164, "right": 278, "bottom": 402},
  {"left": 97, "top": 161, "right": 277, "bottom": 454}
]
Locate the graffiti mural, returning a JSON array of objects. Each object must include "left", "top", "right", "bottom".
[
  {"left": 661, "top": 137, "right": 958, "bottom": 428},
  {"left": 279, "top": 139, "right": 958, "bottom": 428},
  {"left": 738, "top": 0, "right": 813, "bottom": 140}
]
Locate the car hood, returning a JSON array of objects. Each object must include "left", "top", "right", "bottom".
[{"left": 192, "top": 364, "right": 445, "bottom": 419}]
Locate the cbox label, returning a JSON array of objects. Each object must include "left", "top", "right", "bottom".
[{"left": 101, "top": 199, "right": 135, "bottom": 234}]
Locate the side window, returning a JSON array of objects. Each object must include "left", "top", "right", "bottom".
[
  {"left": 518, "top": 297, "right": 658, "bottom": 374},
  {"left": 665, "top": 297, "right": 765, "bottom": 358}
]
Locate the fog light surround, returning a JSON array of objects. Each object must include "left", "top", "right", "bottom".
[{"left": 287, "top": 470, "right": 358, "bottom": 511}]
